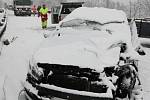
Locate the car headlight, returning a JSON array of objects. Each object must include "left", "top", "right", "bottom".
[
  {"left": 28, "top": 58, "right": 44, "bottom": 80},
  {"left": 37, "top": 67, "right": 44, "bottom": 76}
]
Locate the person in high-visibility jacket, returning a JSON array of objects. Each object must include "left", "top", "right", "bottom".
[{"left": 39, "top": 4, "right": 48, "bottom": 29}]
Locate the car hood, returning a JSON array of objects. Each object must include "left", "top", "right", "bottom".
[{"left": 33, "top": 28, "right": 122, "bottom": 72}]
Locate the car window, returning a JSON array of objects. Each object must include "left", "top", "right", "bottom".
[
  {"left": 61, "top": 4, "right": 82, "bottom": 14},
  {"left": 52, "top": 6, "right": 60, "bottom": 14},
  {"left": 61, "top": 8, "right": 71, "bottom": 14},
  {"left": 61, "top": 19, "right": 103, "bottom": 31},
  {"left": 61, "top": 19, "right": 86, "bottom": 27},
  {"left": 61, "top": 19, "right": 122, "bottom": 27},
  {"left": 60, "top": 18, "right": 126, "bottom": 36}
]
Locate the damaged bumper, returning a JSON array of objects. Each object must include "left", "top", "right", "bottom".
[
  {"left": 24, "top": 63, "right": 114, "bottom": 100},
  {"left": 24, "top": 81, "right": 113, "bottom": 100}
]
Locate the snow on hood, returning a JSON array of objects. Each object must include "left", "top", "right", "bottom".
[
  {"left": 60, "top": 7, "right": 128, "bottom": 25},
  {"left": 34, "top": 28, "right": 121, "bottom": 72}
]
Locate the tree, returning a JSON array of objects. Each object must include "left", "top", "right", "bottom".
[
  {"left": 141, "top": 0, "right": 150, "bottom": 17},
  {"left": 84, "top": 0, "right": 105, "bottom": 7},
  {"left": 33, "top": 0, "right": 62, "bottom": 8}
]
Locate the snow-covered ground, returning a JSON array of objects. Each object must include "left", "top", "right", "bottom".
[
  {"left": 138, "top": 47, "right": 150, "bottom": 100},
  {"left": 0, "top": 10, "right": 150, "bottom": 100},
  {"left": 0, "top": 10, "right": 51, "bottom": 100}
]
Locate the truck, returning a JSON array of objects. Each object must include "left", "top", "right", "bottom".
[
  {"left": 51, "top": 1, "right": 84, "bottom": 24},
  {"left": 13, "top": 0, "right": 32, "bottom": 16}
]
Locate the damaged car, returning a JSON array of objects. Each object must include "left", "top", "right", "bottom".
[{"left": 21, "top": 7, "right": 144, "bottom": 100}]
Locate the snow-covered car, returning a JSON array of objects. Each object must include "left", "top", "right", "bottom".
[
  {"left": 22, "top": 7, "right": 143, "bottom": 100},
  {"left": 0, "top": 8, "right": 7, "bottom": 35}
]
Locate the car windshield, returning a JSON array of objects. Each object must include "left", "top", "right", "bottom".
[
  {"left": 61, "top": 19, "right": 101, "bottom": 28},
  {"left": 60, "top": 18, "right": 124, "bottom": 31}
]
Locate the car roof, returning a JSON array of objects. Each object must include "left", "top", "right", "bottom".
[{"left": 60, "top": 7, "right": 128, "bottom": 25}]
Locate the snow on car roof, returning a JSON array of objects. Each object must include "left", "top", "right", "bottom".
[
  {"left": 60, "top": 7, "right": 128, "bottom": 24},
  {"left": 59, "top": 7, "right": 134, "bottom": 52}
]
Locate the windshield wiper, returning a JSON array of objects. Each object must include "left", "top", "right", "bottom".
[{"left": 86, "top": 20, "right": 124, "bottom": 25}]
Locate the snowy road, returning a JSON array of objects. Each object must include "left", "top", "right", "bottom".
[
  {"left": 0, "top": 10, "right": 51, "bottom": 100},
  {"left": 0, "top": 10, "right": 150, "bottom": 100}
]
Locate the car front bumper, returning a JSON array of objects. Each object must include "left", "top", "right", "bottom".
[{"left": 23, "top": 80, "right": 113, "bottom": 100}]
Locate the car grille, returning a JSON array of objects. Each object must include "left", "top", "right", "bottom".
[{"left": 28, "top": 63, "right": 107, "bottom": 93}]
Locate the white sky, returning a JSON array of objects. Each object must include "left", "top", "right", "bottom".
[{"left": 3, "top": 0, "right": 137, "bottom": 6}]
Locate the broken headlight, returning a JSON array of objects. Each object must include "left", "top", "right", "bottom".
[{"left": 27, "top": 60, "right": 44, "bottom": 84}]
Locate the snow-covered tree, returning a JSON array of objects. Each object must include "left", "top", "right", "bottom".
[
  {"left": 32, "top": 0, "right": 62, "bottom": 8},
  {"left": 31, "top": 0, "right": 150, "bottom": 18},
  {"left": 140, "top": 0, "right": 150, "bottom": 17}
]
